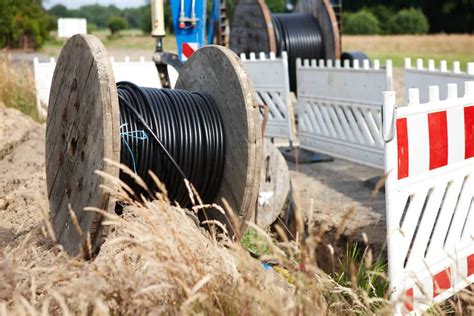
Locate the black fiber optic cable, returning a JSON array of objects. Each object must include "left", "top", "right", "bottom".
[
  {"left": 272, "top": 13, "right": 325, "bottom": 92},
  {"left": 116, "top": 81, "right": 226, "bottom": 208}
]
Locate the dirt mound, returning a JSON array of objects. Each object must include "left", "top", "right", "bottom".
[
  {"left": 0, "top": 106, "right": 47, "bottom": 249},
  {"left": 0, "top": 106, "right": 294, "bottom": 314}
]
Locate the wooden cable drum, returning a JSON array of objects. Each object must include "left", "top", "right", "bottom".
[
  {"left": 46, "top": 34, "right": 261, "bottom": 256},
  {"left": 230, "top": 0, "right": 340, "bottom": 91},
  {"left": 253, "top": 138, "right": 291, "bottom": 229},
  {"left": 230, "top": 0, "right": 339, "bottom": 58}
]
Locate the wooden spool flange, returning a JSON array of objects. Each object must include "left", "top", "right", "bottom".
[
  {"left": 46, "top": 34, "right": 120, "bottom": 256},
  {"left": 229, "top": 0, "right": 340, "bottom": 59},
  {"left": 46, "top": 36, "right": 261, "bottom": 256},
  {"left": 253, "top": 139, "right": 291, "bottom": 229},
  {"left": 176, "top": 45, "right": 262, "bottom": 236}
]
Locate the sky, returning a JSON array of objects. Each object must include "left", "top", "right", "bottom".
[{"left": 43, "top": 0, "right": 149, "bottom": 9}]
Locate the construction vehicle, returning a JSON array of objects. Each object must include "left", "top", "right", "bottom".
[{"left": 150, "top": 0, "right": 229, "bottom": 87}]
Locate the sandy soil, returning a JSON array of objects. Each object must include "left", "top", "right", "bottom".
[
  {"left": 0, "top": 106, "right": 47, "bottom": 249},
  {"left": 0, "top": 105, "right": 297, "bottom": 314}
]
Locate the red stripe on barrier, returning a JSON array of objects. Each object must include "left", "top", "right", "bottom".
[
  {"left": 397, "top": 118, "right": 409, "bottom": 179},
  {"left": 428, "top": 111, "right": 448, "bottom": 170},
  {"left": 182, "top": 43, "right": 195, "bottom": 59},
  {"left": 403, "top": 288, "right": 414, "bottom": 312},
  {"left": 468, "top": 254, "right": 474, "bottom": 277},
  {"left": 465, "top": 105, "right": 474, "bottom": 159},
  {"left": 433, "top": 268, "right": 451, "bottom": 297}
]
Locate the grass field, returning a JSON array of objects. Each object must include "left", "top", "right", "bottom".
[
  {"left": 42, "top": 32, "right": 472, "bottom": 69},
  {"left": 343, "top": 34, "right": 473, "bottom": 69},
  {"left": 42, "top": 29, "right": 177, "bottom": 58}
]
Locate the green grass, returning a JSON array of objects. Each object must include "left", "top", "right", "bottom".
[
  {"left": 41, "top": 29, "right": 177, "bottom": 57},
  {"left": 343, "top": 34, "right": 473, "bottom": 70},
  {"left": 241, "top": 227, "right": 271, "bottom": 255},
  {"left": 366, "top": 52, "right": 472, "bottom": 69}
]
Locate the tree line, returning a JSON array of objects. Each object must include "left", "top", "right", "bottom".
[
  {"left": 342, "top": 0, "right": 473, "bottom": 33},
  {"left": 0, "top": 0, "right": 471, "bottom": 49}
]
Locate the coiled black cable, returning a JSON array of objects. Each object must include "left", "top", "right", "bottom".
[
  {"left": 272, "top": 13, "right": 325, "bottom": 92},
  {"left": 117, "top": 81, "right": 226, "bottom": 208}
]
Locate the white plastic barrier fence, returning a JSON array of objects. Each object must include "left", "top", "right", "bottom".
[
  {"left": 240, "top": 52, "right": 294, "bottom": 141},
  {"left": 57, "top": 18, "right": 87, "bottom": 38},
  {"left": 33, "top": 57, "right": 179, "bottom": 116},
  {"left": 109, "top": 56, "right": 163, "bottom": 88},
  {"left": 383, "top": 82, "right": 474, "bottom": 314},
  {"left": 404, "top": 58, "right": 474, "bottom": 104},
  {"left": 297, "top": 58, "right": 393, "bottom": 168},
  {"left": 33, "top": 57, "right": 56, "bottom": 117}
]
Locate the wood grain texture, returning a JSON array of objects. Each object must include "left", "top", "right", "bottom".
[
  {"left": 253, "top": 139, "right": 291, "bottom": 229},
  {"left": 229, "top": 0, "right": 276, "bottom": 55},
  {"left": 176, "top": 46, "right": 262, "bottom": 235},
  {"left": 46, "top": 34, "right": 120, "bottom": 256}
]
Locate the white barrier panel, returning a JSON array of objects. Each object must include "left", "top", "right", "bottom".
[
  {"left": 383, "top": 82, "right": 474, "bottom": 314},
  {"left": 110, "top": 56, "right": 163, "bottom": 88},
  {"left": 297, "top": 58, "right": 393, "bottom": 168},
  {"left": 33, "top": 57, "right": 179, "bottom": 116},
  {"left": 404, "top": 58, "right": 474, "bottom": 104},
  {"left": 58, "top": 18, "right": 87, "bottom": 38},
  {"left": 33, "top": 57, "right": 56, "bottom": 117},
  {"left": 240, "top": 52, "right": 294, "bottom": 141}
]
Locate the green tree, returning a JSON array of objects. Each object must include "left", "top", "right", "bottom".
[
  {"left": 343, "top": 10, "right": 381, "bottom": 35},
  {"left": 266, "top": 0, "right": 285, "bottom": 13},
  {"left": 107, "top": 15, "right": 128, "bottom": 35},
  {"left": 0, "top": 0, "right": 51, "bottom": 49},
  {"left": 387, "top": 8, "right": 429, "bottom": 34},
  {"left": 48, "top": 4, "right": 71, "bottom": 17},
  {"left": 365, "top": 5, "right": 396, "bottom": 34}
]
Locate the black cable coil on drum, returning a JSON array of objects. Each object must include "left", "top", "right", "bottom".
[
  {"left": 272, "top": 13, "right": 325, "bottom": 92},
  {"left": 116, "top": 81, "right": 226, "bottom": 209}
]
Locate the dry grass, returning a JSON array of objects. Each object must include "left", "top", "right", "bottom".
[
  {"left": 343, "top": 34, "right": 474, "bottom": 68},
  {"left": 42, "top": 29, "right": 178, "bottom": 58},
  {"left": 1, "top": 37, "right": 473, "bottom": 314},
  {"left": 0, "top": 56, "right": 40, "bottom": 122},
  {"left": 0, "top": 162, "right": 395, "bottom": 315}
]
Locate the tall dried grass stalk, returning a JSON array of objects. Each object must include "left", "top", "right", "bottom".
[
  {"left": 0, "top": 55, "right": 40, "bottom": 122},
  {"left": 1, "top": 164, "right": 471, "bottom": 315}
]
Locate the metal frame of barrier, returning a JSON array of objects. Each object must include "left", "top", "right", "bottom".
[
  {"left": 297, "top": 58, "right": 393, "bottom": 168},
  {"left": 383, "top": 81, "right": 474, "bottom": 314}
]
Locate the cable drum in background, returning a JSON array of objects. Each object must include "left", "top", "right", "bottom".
[
  {"left": 117, "top": 82, "right": 226, "bottom": 208},
  {"left": 272, "top": 13, "right": 325, "bottom": 92}
]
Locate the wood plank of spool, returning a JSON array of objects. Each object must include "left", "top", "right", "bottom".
[
  {"left": 229, "top": 0, "right": 276, "bottom": 55},
  {"left": 253, "top": 139, "right": 291, "bottom": 229},
  {"left": 46, "top": 34, "right": 120, "bottom": 256},
  {"left": 176, "top": 46, "right": 262, "bottom": 235}
]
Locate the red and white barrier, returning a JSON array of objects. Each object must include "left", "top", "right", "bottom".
[{"left": 383, "top": 81, "right": 474, "bottom": 314}]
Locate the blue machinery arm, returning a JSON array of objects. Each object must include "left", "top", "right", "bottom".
[
  {"left": 150, "top": 0, "right": 224, "bottom": 86},
  {"left": 169, "top": 0, "right": 206, "bottom": 61},
  {"left": 168, "top": 0, "right": 223, "bottom": 61}
]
